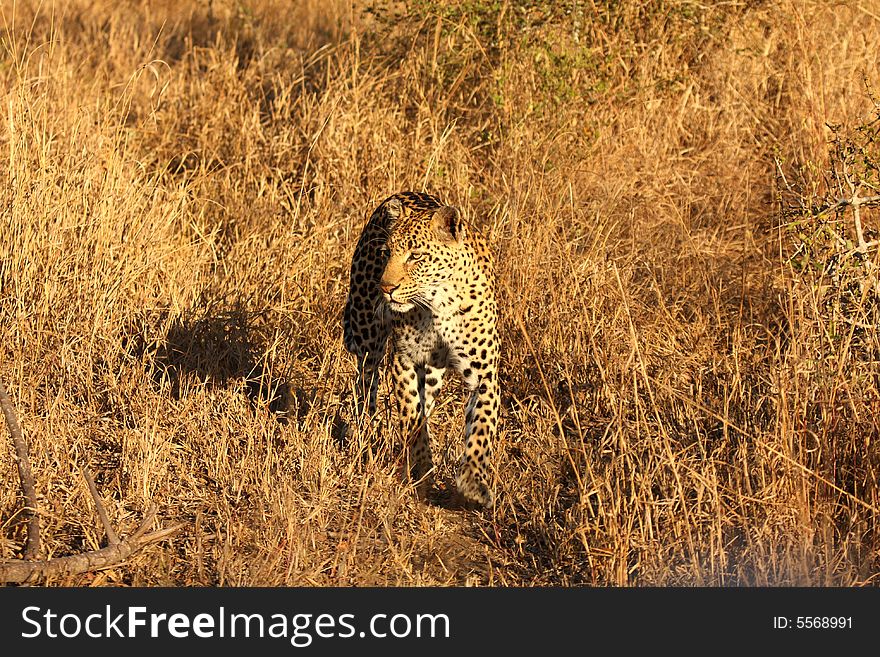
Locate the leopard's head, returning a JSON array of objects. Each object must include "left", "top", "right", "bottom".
[{"left": 379, "top": 203, "right": 468, "bottom": 313}]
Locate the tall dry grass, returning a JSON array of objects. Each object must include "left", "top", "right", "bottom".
[{"left": 0, "top": 0, "right": 879, "bottom": 585}]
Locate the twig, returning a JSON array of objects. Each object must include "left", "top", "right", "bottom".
[
  {"left": 0, "top": 378, "right": 40, "bottom": 560},
  {"left": 812, "top": 194, "right": 880, "bottom": 221},
  {"left": 844, "top": 172, "right": 868, "bottom": 252},
  {"left": 82, "top": 465, "right": 120, "bottom": 546}
]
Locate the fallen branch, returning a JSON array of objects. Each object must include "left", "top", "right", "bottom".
[
  {"left": 0, "top": 504, "right": 184, "bottom": 584},
  {"left": 0, "top": 377, "right": 182, "bottom": 584}
]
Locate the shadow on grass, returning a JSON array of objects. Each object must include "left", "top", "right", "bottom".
[{"left": 128, "top": 303, "right": 291, "bottom": 423}]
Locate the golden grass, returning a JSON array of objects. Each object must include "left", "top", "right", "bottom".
[{"left": 1, "top": 0, "right": 879, "bottom": 585}]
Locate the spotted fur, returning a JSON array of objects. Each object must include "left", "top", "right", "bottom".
[{"left": 343, "top": 191, "right": 499, "bottom": 506}]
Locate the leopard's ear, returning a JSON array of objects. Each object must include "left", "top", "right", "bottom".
[
  {"left": 432, "top": 205, "right": 465, "bottom": 243},
  {"left": 384, "top": 197, "right": 403, "bottom": 218}
]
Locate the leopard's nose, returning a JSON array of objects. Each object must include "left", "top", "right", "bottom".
[{"left": 380, "top": 282, "right": 398, "bottom": 297}]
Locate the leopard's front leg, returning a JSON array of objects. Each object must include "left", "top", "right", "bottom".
[
  {"left": 391, "top": 353, "right": 433, "bottom": 500},
  {"left": 453, "top": 334, "right": 500, "bottom": 507}
]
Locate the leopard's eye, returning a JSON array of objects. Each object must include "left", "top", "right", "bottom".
[{"left": 408, "top": 252, "right": 424, "bottom": 263}]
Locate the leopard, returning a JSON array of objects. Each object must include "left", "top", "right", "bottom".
[{"left": 343, "top": 191, "right": 500, "bottom": 507}]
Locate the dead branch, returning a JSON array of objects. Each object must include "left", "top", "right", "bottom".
[
  {"left": 82, "top": 465, "right": 120, "bottom": 546},
  {"left": 1, "top": 376, "right": 182, "bottom": 584},
  {"left": 0, "top": 379, "right": 40, "bottom": 559},
  {"left": 0, "top": 505, "right": 184, "bottom": 584}
]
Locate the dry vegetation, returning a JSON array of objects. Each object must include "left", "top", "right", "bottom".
[{"left": 1, "top": 0, "right": 879, "bottom": 586}]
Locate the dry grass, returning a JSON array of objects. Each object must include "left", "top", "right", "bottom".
[{"left": 1, "top": 0, "right": 879, "bottom": 586}]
